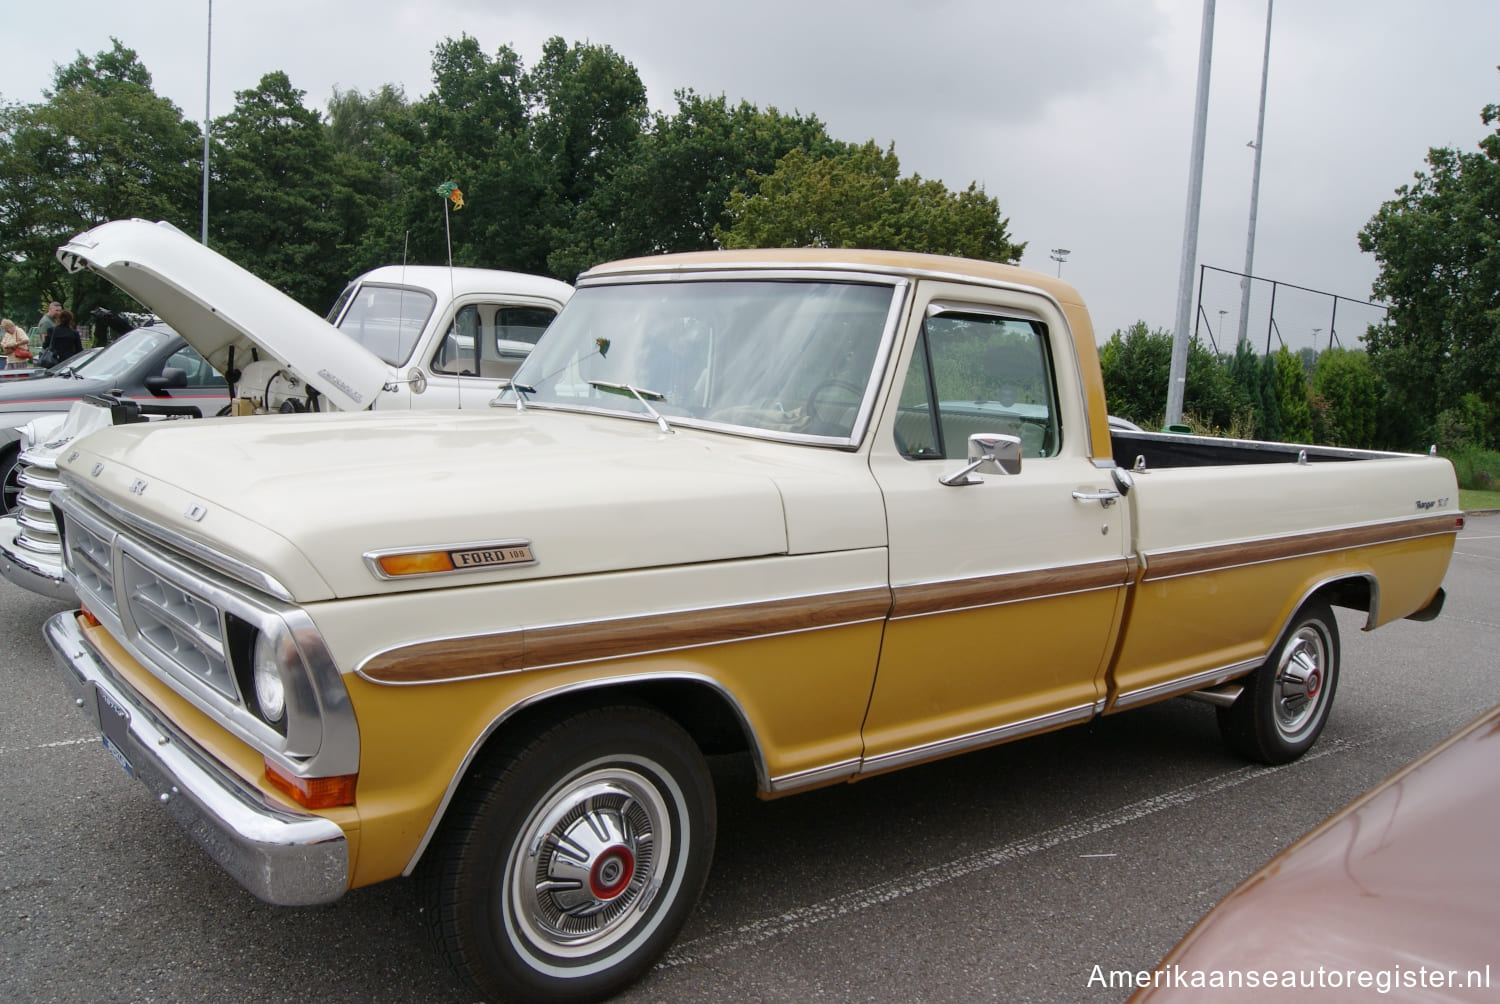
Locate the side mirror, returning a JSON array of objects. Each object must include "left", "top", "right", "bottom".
[
  {"left": 940, "top": 433, "right": 1023, "bottom": 486},
  {"left": 145, "top": 367, "right": 189, "bottom": 394}
]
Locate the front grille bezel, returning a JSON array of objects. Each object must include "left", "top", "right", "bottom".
[{"left": 53, "top": 483, "right": 358, "bottom": 777}]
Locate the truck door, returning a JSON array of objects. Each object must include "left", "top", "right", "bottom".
[
  {"left": 426, "top": 301, "right": 562, "bottom": 409},
  {"left": 863, "top": 283, "right": 1131, "bottom": 774}
]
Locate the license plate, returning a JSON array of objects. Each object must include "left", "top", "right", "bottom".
[{"left": 95, "top": 688, "right": 134, "bottom": 778}]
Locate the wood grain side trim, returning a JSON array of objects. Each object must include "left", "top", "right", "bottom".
[
  {"left": 1141, "top": 514, "right": 1460, "bottom": 582},
  {"left": 890, "top": 557, "right": 1132, "bottom": 620},
  {"left": 359, "top": 586, "right": 893, "bottom": 684}
]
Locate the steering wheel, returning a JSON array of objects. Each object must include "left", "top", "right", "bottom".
[{"left": 805, "top": 379, "right": 864, "bottom": 429}]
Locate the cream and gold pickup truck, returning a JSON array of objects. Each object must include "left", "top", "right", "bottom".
[{"left": 45, "top": 249, "right": 1459, "bottom": 1002}]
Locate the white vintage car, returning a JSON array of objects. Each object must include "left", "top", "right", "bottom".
[{"left": 0, "top": 219, "right": 571, "bottom": 599}]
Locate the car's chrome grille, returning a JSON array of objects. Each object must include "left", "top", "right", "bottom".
[
  {"left": 52, "top": 483, "right": 355, "bottom": 774},
  {"left": 13, "top": 458, "right": 63, "bottom": 555},
  {"left": 65, "top": 514, "right": 116, "bottom": 611},
  {"left": 121, "top": 552, "right": 235, "bottom": 697}
]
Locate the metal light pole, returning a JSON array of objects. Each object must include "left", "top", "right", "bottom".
[
  {"left": 1166, "top": 0, "right": 1216, "bottom": 427},
  {"left": 1049, "top": 248, "right": 1071, "bottom": 277},
  {"left": 201, "top": 0, "right": 212, "bottom": 245},
  {"left": 1237, "top": 0, "right": 1273, "bottom": 348}
]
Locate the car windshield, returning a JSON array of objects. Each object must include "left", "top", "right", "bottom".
[
  {"left": 70, "top": 328, "right": 175, "bottom": 381},
  {"left": 333, "top": 283, "right": 436, "bottom": 366},
  {"left": 510, "top": 278, "right": 897, "bottom": 442}
]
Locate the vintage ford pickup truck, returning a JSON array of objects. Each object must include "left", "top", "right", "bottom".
[
  {"left": 44, "top": 249, "right": 1459, "bottom": 1002},
  {"left": 0, "top": 219, "right": 571, "bottom": 600}
]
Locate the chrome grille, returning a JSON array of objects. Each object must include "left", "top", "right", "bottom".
[
  {"left": 51, "top": 483, "right": 357, "bottom": 775},
  {"left": 121, "top": 552, "right": 235, "bottom": 697},
  {"left": 14, "top": 458, "right": 63, "bottom": 554},
  {"left": 65, "top": 514, "right": 116, "bottom": 612}
]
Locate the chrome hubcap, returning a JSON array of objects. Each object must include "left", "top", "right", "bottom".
[
  {"left": 508, "top": 768, "right": 671, "bottom": 959},
  {"left": 1273, "top": 626, "right": 1329, "bottom": 740}
]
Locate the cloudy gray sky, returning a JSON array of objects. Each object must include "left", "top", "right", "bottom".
[{"left": 4, "top": 1, "right": 1497, "bottom": 350}]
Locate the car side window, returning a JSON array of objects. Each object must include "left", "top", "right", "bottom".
[
  {"left": 432, "top": 304, "right": 559, "bottom": 378},
  {"left": 164, "top": 347, "right": 227, "bottom": 387},
  {"left": 895, "top": 312, "right": 1059, "bottom": 460}
]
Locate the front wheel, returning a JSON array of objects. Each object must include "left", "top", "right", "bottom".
[
  {"left": 421, "top": 705, "right": 716, "bottom": 1003},
  {"left": 1, "top": 444, "right": 20, "bottom": 513},
  {"left": 1217, "top": 601, "right": 1340, "bottom": 764}
]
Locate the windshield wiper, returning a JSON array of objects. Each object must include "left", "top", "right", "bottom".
[
  {"left": 489, "top": 379, "right": 536, "bottom": 411},
  {"left": 587, "top": 379, "right": 674, "bottom": 434}
]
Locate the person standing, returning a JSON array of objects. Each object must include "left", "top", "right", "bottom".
[
  {"left": 42, "top": 309, "right": 83, "bottom": 365},
  {"left": 1, "top": 319, "right": 31, "bottom": 368},
  {"left": 36, "top": 301, "right": 61, "bottom": 338}
]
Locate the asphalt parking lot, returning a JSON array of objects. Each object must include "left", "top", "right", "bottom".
[{"left": 3, "top": 517, "right": 1496, "bottom": 1003}]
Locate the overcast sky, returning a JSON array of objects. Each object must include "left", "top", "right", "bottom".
[{"left": 4, "top": 1, "right": 1497, "bottom": 350}]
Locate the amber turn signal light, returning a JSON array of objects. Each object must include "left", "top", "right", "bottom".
[
  {"left": 376, "top": 551, "right": 454, "bottom": 577},
  {"left": 265, "top": 758, "right": 357, "bottom": 809}
]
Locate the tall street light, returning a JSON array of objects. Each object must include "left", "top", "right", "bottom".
[
  {"left": 1166, "top": 0, "right": 1216, "bottom": 427},
  {"left": 201, "top": 0, "right": 212, "bottom": 245},
  {"left": 1050, "top": 248, "right": 1071, "bottom": 277},
  {"left": 1237, "top": 0, "right": 1274, "bottom": 348}
]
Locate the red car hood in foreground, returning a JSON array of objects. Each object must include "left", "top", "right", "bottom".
[{"left": 1131, "top": 704, "right": 1500, "bottom": 1002}]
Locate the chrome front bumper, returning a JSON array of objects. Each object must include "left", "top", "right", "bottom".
[
  {"left": 0, "top": 516, "right": 73, "bottom": 600},
  {"left": 45, "top": 611, "right": 350, "bottom": 906}
]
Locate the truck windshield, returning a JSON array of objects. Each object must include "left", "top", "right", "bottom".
[
  {"left": 510, "top": 279, "right": 897, "bottom": 442},
  {"left": 332, "top": 284, "right": 435, "bottom": 366}
]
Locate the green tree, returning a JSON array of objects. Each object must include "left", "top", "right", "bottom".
[
  {"left": 1311, "top": 347, "right": 1380, "bottom": 448},
  {"left": 1359, "top": 85, "right": 1500, "bottom": 450},
  {"left": 351, "top": 36, "right": 542, "bottom": 274},
  {"left": 1258, "top": 353, "right": 1282, "bottom": 441},
  {"left": 716, "top": 141, "right": 1024, "bottom": 263},
  {"left": 211, "top": 72, "right": 356, "bottom": 310},
  {"left": 1098, "top": 322, "right": 1240, "bottom": 431},
  {"left": 1273, "top": 345, "right": 1313, "bottom": 443},
  {"left": 547, "top": 90, "right": 851, "bottom": 275},
  {"left": 0, "top": 39, "right": 200, "bottom": 325},
  {"left": 1226, "top": 339, "right": 1268, "bottom": 436}
]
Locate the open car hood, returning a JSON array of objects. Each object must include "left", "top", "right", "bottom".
[{"left": 56, "top": 219, "right": 391, "bottom": 412}]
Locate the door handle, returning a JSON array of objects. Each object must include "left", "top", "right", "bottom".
[{"left": 1071, "top": 488, "right": 1121, "bottom": 508}]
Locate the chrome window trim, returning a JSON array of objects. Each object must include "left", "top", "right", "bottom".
[
  {"left": 858, "top": 701, "right": 1098, "bottom": 775},
  {"left": 402, "top": 671, "right": 771, "bottom": 876},
  {"left": 520, "top": 271, "right": 909, "bottom": 450},
  {"left": 54, "top": 487, "right": 358, "bottom": 778},
  {"left": 57, "top": 473, "right": 294, "bottom": 601}
]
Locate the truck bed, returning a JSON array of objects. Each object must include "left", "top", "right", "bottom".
[{"left": 1110, "top": 429, "right": 1410, "bottom": 470}]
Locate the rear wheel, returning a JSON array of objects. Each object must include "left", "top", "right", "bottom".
[
  {"left": 1218, "top": 601, "right": 1340, "bottom": 764},
  {"left": 421, "top": 705, "right": 716, "bottom": 1003}
]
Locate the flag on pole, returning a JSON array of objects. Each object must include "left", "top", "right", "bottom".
[{"left": 436, "top": 181, "right": 464, "bottom": 210}]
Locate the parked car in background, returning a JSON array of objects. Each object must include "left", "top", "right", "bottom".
[
  {"left": 0, "top": 321, "right": 227, "bottom": 510},
  {"left": 0, "top": 218, "right": 572, "bottom": 600},
  {"left": 1130, "top": 703, "right": 1500, "bottom": 1002}
]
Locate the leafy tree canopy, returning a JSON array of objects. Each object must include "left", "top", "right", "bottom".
[
  {"left": 1098, "top": 322, "right": 1239, "bottom": 431},
  {"left": 1359, "top": 80, "right": 1500, "bottom": 449},
  {"left": 715, "top": 141, "right": 1025, "bottom": 264},
  {"left": 0, "top": 39, "right": 199, "bottom": 323}
]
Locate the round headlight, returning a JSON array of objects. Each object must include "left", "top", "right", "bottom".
[{"left": 252, "top": 632, "right": 286, "bottom": 724}]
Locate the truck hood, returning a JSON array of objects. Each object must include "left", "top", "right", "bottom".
[
  {"left": 59, "top": 409, "right": 791, "bottom": 601},
  {"left": 56, "top": 219, "right": 391, "bottom": 412}
]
